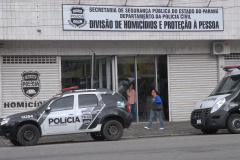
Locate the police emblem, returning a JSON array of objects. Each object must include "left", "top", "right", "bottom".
[
  {"left": 68, "top": 7, "right": 87, "bottom": 28},
  {"left": 21, "top": 71, "right": 40, "bottom": 99},
  {"left": 82, "top": 114, "right": 92, "bottom": 126}
]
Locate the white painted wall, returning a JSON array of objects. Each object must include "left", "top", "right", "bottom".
[
  {"left": 0, "top": 40, "right": 239, "bottom": 57},
  {"left": 0, "top": 40, "right": 224, "bottom": 56},
  {"left": 0, "top": 0, "right": 239, "bottom": 41}
]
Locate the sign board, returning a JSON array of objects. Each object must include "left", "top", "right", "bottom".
[{"left": 62, "top": 5, "right": 223, "bottom": 31}]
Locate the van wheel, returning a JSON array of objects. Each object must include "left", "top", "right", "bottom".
[
  {"left": 227, "top": 114, "right": 240, "bottom": 134},
  {"left": 17, "top": 124, "right": 40, "bottom": 146},
  {"left": 90, "top": 132, "right": 105, "bottom": 141},
  {"left": 102, "top": 120, "right": 123, "bottom": 141},
  {"left": 201, "top": 129, "right": 218, "bottom": 134},
  {"left": 10, "top": 139, "right": 21, "bottom": 146}
]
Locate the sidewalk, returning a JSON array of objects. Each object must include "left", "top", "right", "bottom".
[{"left": 0, "top": 121, "right": 229, "bottom": 147}]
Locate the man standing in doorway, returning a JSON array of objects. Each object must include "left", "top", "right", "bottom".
[{"left": 127, "top": 83, "right": 137, "bottom": 122}]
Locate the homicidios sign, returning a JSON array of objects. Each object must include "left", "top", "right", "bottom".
[{"left": 62, "top": 5, "right": 223, "bottom": 31}]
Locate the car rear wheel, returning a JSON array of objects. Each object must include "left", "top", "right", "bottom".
[
  {"left": 90, "top": 132, "right": 105, "bottom": 141},
  {"left": 10, "top": 139, "right": 21, "bottom": 146},
  {"left": 17, "top": 124, "right": 40, "bottom": 146},
  {"left": 201, "top": 129, "right": 218, "bottom": 134},
  {"left": 102, "top": 120, "right": 123, "bottom": 141},
  {"left": 227, "top": 113, "right": 240, "bottom": 134}
]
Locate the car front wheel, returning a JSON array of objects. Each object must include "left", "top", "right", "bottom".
[
  {"left": 17, "top": 124, "right": 40, "bottom": 146},
  {"left": 102, "top": 120, "right": 123, "bottom": 141},
  {"left": 227, "top": 113, "right": 240, "bottom": 134}
]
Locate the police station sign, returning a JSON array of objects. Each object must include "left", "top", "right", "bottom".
[{"left": 62, "top": 5, "right": 223, "bottom": 31}]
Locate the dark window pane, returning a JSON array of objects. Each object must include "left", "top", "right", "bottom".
[
  {"left": 137, "top": 56, "right": 155, "bottom": 122},
  {"left": 79, "top": 94, "right": 98, "bottom": 108},
  {"left": 117, "top": 57, "right": 135, "bottom": 100},
  {"left": 51, "top": 96, "right": 74, "bottom": 111},
  {"left": 61, "top": 57, "right": 91, "bottom": 89},
  {"left": 113, "top": 93, "right": 126, "bottom": 102},
  {"left": 101, "top": 94, "right": 115, "bottom": 104}
]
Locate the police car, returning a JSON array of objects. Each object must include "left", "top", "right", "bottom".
[
  {"left": 0, "top": 87, "right": 132, "bottom": 146},
  {"left": 191, "top": 65, "right": 240, "bottom": 134}
]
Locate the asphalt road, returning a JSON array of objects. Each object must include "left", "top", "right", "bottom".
[{"left": 0, "top": 134, "right": 239, "bottom": 160}]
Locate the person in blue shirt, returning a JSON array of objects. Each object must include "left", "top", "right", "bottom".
[{"left": 144, "top": 89, "right": 164, "bottom": 130}]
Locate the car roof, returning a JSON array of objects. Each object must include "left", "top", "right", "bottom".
[
  {"left": 225, "top": 68, "right": 240, "bottom": 77},
  {"left": 60, "top": 88, "right": 113, "bottom": 95}
]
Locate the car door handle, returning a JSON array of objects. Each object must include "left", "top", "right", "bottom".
[{"left": 68, "top": 114, "right": 74, "bottom": 115}]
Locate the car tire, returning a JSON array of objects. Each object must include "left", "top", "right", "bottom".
[
  {"left": 90, "top": 132, "right": 106, "bottom": 141},
  {"left": 17, "top": 124, "right": 40, "bottom": 146},
  {"left": 201, "top": 129, "right": 218, "bottom": 134},
  {"left": 102, "top": 120, "right": 123, "bottom": 141},
  {"left": 227, "top": 113, "right": 240, "bottom": 134},
  {"left": 10, "top": 139, "right": 22, "bottom": 146}
]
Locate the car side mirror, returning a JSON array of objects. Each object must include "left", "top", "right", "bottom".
[{"left": 45, "top": 106, "right": 51, "bottom": 112}]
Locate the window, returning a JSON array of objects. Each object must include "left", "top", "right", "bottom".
[
  {"left": 78, "top": 94, "right": 98, "bottom": 108},
  {"left": 2, "top": 56, "right": 57, "bottom": 64},
  {"left": 101, "top": 94, "right": 115, "bottom": 105},
  {"left": 113, "top": 93, "right": 126, "bottom": 102},
  {"left": 210, "top": 75, "right": 240, "bottom": 96},
  {"left": 50, "top": 96, "right": 74, "bottom": 111},
  {"left": 101, "top": 93, "right": 126, "bottom": 106}
]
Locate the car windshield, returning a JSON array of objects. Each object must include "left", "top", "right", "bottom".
[
  {"left": 35, "top": 97, "right": 56, "bottom": 110},
  {"left": 210, "top": 75, "right": 240, "bottom": 96}
]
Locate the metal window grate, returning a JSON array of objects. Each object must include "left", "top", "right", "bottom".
[
  {"left": 225, "top": 53, "right": 240, "bottom": 60},
  {"left": 2, "top": 56, "right": 57, "bottom": 64}
]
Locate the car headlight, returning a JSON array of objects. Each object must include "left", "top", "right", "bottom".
[
  {"left": 211, "top": 98, "right": 226, "bottom": 113},
  {"left": 1, "top": 117, "right": 10, "bottom": 125}
]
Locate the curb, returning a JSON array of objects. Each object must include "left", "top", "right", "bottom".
[
  {"left": 0, "top": 137, "right": 10, "bottom": 147},
  {"left": 0, "top": 121, "right": 209, "bottom": 147}
]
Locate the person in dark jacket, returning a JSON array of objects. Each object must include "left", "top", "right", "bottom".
[{"left": 144, "top": 89, "right": 164, "bottom": 130}]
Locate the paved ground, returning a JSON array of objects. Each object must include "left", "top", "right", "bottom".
[
  {"left": 0, "top": 121, "right": 229, "bottom": 147},
  {"left": 1, "top": 134, "right": 239, "bottom": 160}
]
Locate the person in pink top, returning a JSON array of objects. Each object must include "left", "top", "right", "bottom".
[{"left": 127, "top": 83, "right": 136, "bottom": 122}]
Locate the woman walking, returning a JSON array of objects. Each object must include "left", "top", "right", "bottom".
[
  {"left": 127, "top": 83, "right": 137, "bottom": 122},
  {"left": 144, "top": 89, "right": 164, "bottom": 130}
]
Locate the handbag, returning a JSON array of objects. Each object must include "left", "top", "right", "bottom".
[{"left": 152, "top": 102, "right": 163, "bottom": 111}]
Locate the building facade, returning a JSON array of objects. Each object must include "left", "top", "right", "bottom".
[{"left": 0, "top": 0, "right": 240, "bottom": 122}]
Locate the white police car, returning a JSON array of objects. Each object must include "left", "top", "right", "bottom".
[
  {"left": 0, "top": 87, "right": 132, "bottom": 146},
  {"left": 191, "top": 65, "right": 240, "bottom": 134}
]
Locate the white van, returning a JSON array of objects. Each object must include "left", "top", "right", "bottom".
[{"left": 191, "top": 65, "right": 240, "bottom": 134}]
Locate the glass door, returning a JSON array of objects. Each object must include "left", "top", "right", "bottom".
[
  {"left": 117, "top": 56, "right": 156, "bottom": 122},
  {"left": 137, "top": 56, "right": 155, "bottom": 122},
  {"left": 117, "top": 57, "right": 135, "bottom": 100},
  {"left": 97, "top": 57, "right": 112, "bottom": 90}
]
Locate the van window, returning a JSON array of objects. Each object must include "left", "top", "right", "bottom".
[{"left": 211, "top": 75, "right": 240, "bottom": 96}]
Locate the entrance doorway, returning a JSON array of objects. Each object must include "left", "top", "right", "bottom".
[
  {"left": 97, "top": 57, "right": 113, "bottom": 90},
  {"left": 61, "top": 55, "right": 168, "bottom": 122},
  {"left": 137, "top": 56, "right": 155, "bottom": 122},
  {"left": 117, "top": 55, "right": 168, "bottom": 122}
]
